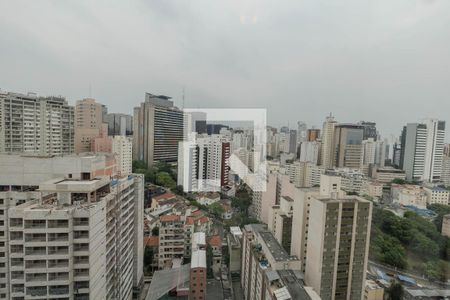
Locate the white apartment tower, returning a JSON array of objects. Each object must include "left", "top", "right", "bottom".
[
  {"left": 177, "top": 135, "right": 230, "bottom": 192},
  {"left": 0, "top": 91, "right": 74, "bottom": 155},
  {"left": 112, "top": 136, "right": 133, "bottom": 176}
]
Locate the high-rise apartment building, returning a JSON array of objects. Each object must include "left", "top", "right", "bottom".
[
  {"left": 320, "top": 114, "right": 337, "bottom": 168},
  {"left": 105, "top": 113, "right": 133, "bottom": 136},
  {"left": 74, "top": 98, "right": 105, "bottom": 153},
  {"left": 304, "top": 177, "right": 372, "bottom": 300},
  {"left": 240, "top": 224, "right": 319, "bottom": 300},
  {"left": 158, "top": 215, "right": 186, "bottom": 269},
  {"left": 0, "top": 153, "right": 144, "bottom": 299},
  {"left": 0, "top": 91, "right": 74, "bottom": 155},
  {"left": 333, "top": 124, "right": 364, "bottom": 169},
  {"left": 400, "top": 119, "right": 445, "bottom": 182},
  {"left": 133, "top": 93, "right": 183, "bottom": 168},
  {"left": 177, "top": 135, "right": 230, "bottom": 192},
  {"left": 112, "top": 136, "right": 133, "bottom": 176}
]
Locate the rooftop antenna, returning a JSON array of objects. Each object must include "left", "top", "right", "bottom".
[{"left": 89, "top": 83, "right": 92, "bottom": 98}]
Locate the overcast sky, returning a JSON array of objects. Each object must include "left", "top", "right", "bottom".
[{"left": 1, "top": 0, "right": 450, "bottom": 142}]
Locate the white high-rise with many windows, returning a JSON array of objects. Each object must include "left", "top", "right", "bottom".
[
  {"left": 400, "top": 119, "right": 445, "bottom": 182},
  {"left": 0, "top": 91, "right": 74, "bottom": 155},
  {"left": 112, "top": 136, "right": 133, "bottom": 176}
]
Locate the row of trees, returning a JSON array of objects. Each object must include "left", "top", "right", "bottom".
[{"left": 370, "top": 206, "right": 450, "bottom": 281}]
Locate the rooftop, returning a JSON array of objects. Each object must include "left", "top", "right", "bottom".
[
  {"left": 208, "top": 235, "right": 222, "bottom": 247},
  {"left": 160, "top": 214, "right": 180, "bottom": 222},
  {"left": 191, "top": 249, "right": 207, "bottom": 269},
  {"left": 145, "top": 264, "right": 190, "bottom": 300}
]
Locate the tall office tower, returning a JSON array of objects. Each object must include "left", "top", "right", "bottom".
[
  {"left": 358, "top": 121, "right": 378, "bottom": 140},
  {"left": 0, "top": 153, "right": 144, "bottom": 299},
  {"left": 74, "top": 98, "right": 105, "bottom": 153},
  {"left": 305, "top": 182, "right": 372, "bottom": 300},
  {"left": 400, "top": 119, "right": 445, "bottom": 182},
  {"left": 288, "top": 129, "right": 297, "bottom": 153},
  {"left": 299, "top": 141, "right": 321, "bottom": 164},
  {"left": 177, "top": 135, "right": 230, "bottom": 192},
  {"left": 297, "top": 121, "right": 307, "bottom": 143},
  {"left": 105, "top": 113, "right": 133, "bottom": 136},
  {"left": 392, "top": 142, "right": 402, "bottom": 168},
  {"left": 112, "top": 136, "right": 133, "bottom": 176},
  {"left": 320, "top": 114, "right": 337, "bottom": 168},
  {"left": 133, "top": 93, "right": 183, "bottom": 168},
  {"left": 333, "top": 124, "right": 364, "bottom": 169},
  {"left": 306, "top": 128, "right": 320, "bottom": 141},
  {"left": 0, "top": 91, "right": 74, "bottom": 155}
]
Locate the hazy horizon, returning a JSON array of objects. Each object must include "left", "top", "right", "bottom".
[{"left": 1, "top": 0, "right": 450, "bottom": 142}]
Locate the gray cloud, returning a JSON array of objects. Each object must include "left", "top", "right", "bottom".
[{"left": 1, "top": 0, "right": 450, "bottom": 142}]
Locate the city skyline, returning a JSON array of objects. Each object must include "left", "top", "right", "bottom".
[{"left": 1, "top": 0, "right": 450, "bottom": 140}]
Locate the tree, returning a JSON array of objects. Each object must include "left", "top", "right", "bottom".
[
  {"left": 156, "top": 172, "right": 176, "bottom": 189},
  {"left": 144, "top": 247, "right": 154, "bottom": 275},
  {"left": 391, "top": 178, "right": 406, "bottom": 185},
  {"left": 173, "top": 185, "right": 185, "bottom": 196},
  {"left": 132, "top": 160, "right": 148, "bottom": 172},
  {"left": 209, "top": 202, "right": 225, "bottom": 218},
  {"left": 152, "top": 226, "right": 159, "bottom": 236},
  {"left": 387, "top": 282, "right": 404, "bottom": 300}
]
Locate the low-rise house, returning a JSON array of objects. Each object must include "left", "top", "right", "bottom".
[{"left": 195, "top": 192, "right": 220, "bottom": 206}]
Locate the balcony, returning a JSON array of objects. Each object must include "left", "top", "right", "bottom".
[
  {"left": 25, "top": 234, "right": 46, "bottom": 243},
  {"left": 25, "top": 247, "right": 46, "bottom": 256},
  {"left": 24, "top": 220, "right": 46, "bottom": 229},
  {"left": 48, "top": 247, "right": 69, "bottom": 255},
  {"left": 48, "top": 259, "right": 69, "bottom": 268},
  {"left": 48, "top": 273, "right": 69, "bottom": 281},
  {"left": 26, "top": 287, "right": 47, "bottom": 297},
  {"left": 48, "top": 220, "right": 69, "bottom": 229},
  {"left": 48, "top": 233, "right": 69, "bottom": 242},
  {"left": 49, "top": 285, "right": 69, "bottom": 295},
  {"left": 25, "top": 260, "right": 47, "bottom": 269},
  {"left": 25, "top": 273, "right": 47, "bottom": 282}
]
